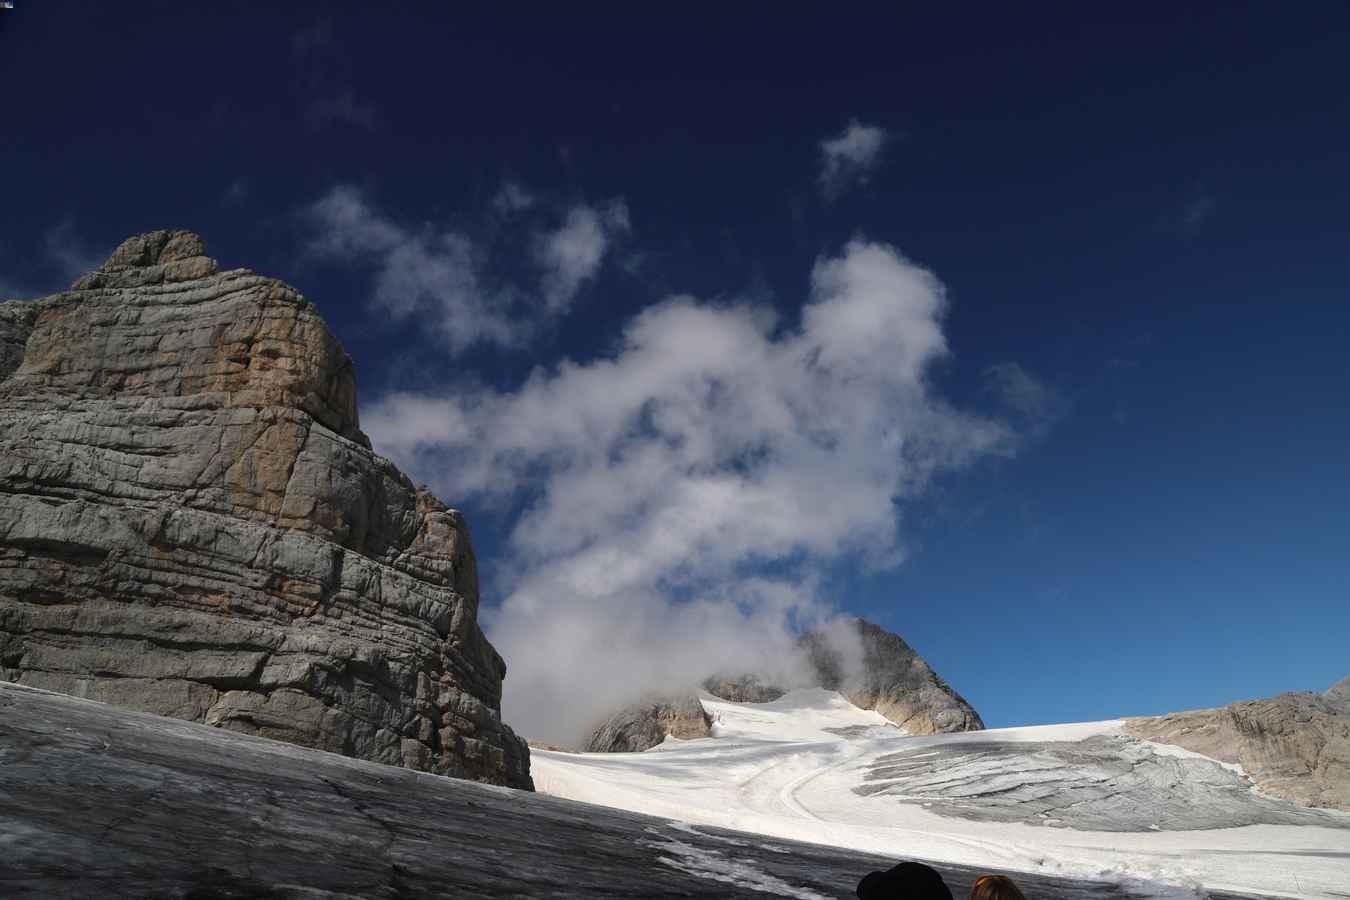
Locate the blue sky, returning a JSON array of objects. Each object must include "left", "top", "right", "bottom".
[{"left": 2, "top": 3, "right": 1347, "bottom": 738}]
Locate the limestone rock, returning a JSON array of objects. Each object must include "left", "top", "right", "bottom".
[
  {"left": 0, "top": 297, "right": 44, "bottom": 382},
  {"left": 1326, "top": 675, "right": 1350, "bottom": 710},
  {"left": 1125, "top": 678, "right": 1350, "bottom": 812},
  {"left": 702, "top": 673, "right": 785, "bottom": 704},
  {"left": 584, "top": 693, "right": 712, "bottom": 753},
  {"left": 0, "top": 230, "right": 531, "bottom": 789},
  {"left": 802, "top": 618, "right": 985, "bottom": 735}
]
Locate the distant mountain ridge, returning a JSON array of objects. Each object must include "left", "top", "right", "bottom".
[
  {"left": 1126, "top": 675, "right": 1350, "bottom": 812},
  {"left": 584, "top": 617, "right": 983, "bottom": 752}
]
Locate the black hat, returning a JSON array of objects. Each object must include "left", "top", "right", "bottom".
[{"left": 856, "top": 861, "right": 953, "bottom": 899}]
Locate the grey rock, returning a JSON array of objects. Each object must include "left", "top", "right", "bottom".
[
  {"left": 584, "top": 692, "right": 712, "bottom": 753},
  {"left": 2, "top": 682, "right": 1255, "bottom": 900},
  {"left": 703, "top": 673, "right": 785, "bottom": 703},
  {"left": 0, "top": 230, "right": 530, "bottom": 789},
  {"left": 1326, "top": 675, "right": 1350, "bottom": 710},
  {"left": 854, "top": 733, "right": 1350, "bottom": 832},
  {"left": 803, "top": 618, "right": 985, "bottom": 735},
  {"left": 1125, "top": 679, "right": 1350, "bottom": 812},
  {"left": 0, "top": 297, "right": 44, "bottom": 381}
]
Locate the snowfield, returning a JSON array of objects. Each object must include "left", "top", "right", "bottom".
[{"left": 532, "top": 689, "right": 1350, "bottom": 899}]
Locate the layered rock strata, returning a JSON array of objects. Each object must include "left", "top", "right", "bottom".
[
  {"left": 0, "top": 230, "right": 531, "bottom": 788},
  {"left": 1125, "top": 677, "right": 1350, "bottom": 811}
]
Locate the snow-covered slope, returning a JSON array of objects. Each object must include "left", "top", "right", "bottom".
[{"left": 533, "top": 689, "right": 1350, "bottom": 899}]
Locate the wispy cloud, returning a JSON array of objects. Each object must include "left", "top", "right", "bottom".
[
  {"left": 0, "top": 222, "right": 111, "bottom": 298},
  {"left": 1181, "top": 194, "right": 1215, "bottom": 230},
  {"left": 819, "top": 120, "right": 888, "bottom": 200},
  {"left": 983, "top": 361, "right": 1065, "bottom": 438},
  {"left": 1161, "top": 187, "right": 1216, "bottom": 236},
  {"left": 363, "top": 239, "right": 1032, "bottom": 743},
  {"left": 223, "top": 177, "right": 249, "bottom": 207},
  {"left": 44, "top": 221, "right": 107, "bottom": 285},
  {"left": 304, "top": 91, "right": 377, "bottom": 130},
  {"left": 303, "top": 185, "right": 628, "bottom": 353},
  {"left": 292, "top": 21, "right": 377, "bottom": 130},
  {"left": 492, "top": 180, "right": 535, "bottom": 216}
]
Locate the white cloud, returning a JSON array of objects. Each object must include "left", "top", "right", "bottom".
[
  {"left": 819, "top": 120, "right": 888, "bottom": 199},
  {"left": 535, "top": 200, "right": 629, "bottom": 311},
  {"left": 304, "top": 187, "right": 626, "bottom": 353},
  {"left": 364, "top": 239, "right": 1027, "bottom": 744}
]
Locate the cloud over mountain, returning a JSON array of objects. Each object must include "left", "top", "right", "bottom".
[
  {"left": 363, "top": 239, "right": 1031, "bottom": 743},
  {"left": 304, "top": 186, "right": 627, "bottom": 354}
]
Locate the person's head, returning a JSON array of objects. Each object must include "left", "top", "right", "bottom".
[
  {"left": 970, "top": 874, "right": 1027, "bottom": 900},
  {"left": 856, "top": 861, "right": 953, "bottom": 899}
]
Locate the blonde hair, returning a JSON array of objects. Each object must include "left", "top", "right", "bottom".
[{"left": 970, "top": 874, "right": 1027, "bottom": 900}]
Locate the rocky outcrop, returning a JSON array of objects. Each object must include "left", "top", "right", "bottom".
[
  {"left": 0, "top": 230, "right": 531, "bottom": 789},
  {"left": 803, "top": 618, "right": 984, "bottom": 735},
  {"left": 584, "top": 693, "right": 712, "bottom": 753},
  {"left": 702, "top": 673, "right": 785, "bottom": 704},
  {"left": 1125, "top": 677, "right": 1350, "bottom": 812}
]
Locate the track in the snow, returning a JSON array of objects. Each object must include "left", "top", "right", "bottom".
[{"left": 0, "top": 683, "right": 1273, "bottom": 899}]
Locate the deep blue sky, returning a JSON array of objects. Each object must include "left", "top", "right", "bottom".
[{"left": 3, "top": 2, "right": 1347, "bottom": 729}]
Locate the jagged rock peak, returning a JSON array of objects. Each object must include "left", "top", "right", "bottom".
[
  {"left": 1, "top": 231, "right": 531, "bottom": 789},
  {"left": 7, "top": 229, "right": 364, "bottom": 445},
  {"left": 72, "top": 229, "right": 219, "bottom": 290},
  {"left": 801, "top": 618, "right": 985, "bottom": 735}
]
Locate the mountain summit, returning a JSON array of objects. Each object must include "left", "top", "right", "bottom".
[
  {"left": 0, "top": 230, "right": 531, "bottom": 788},
  {"left": 585, "top": 617, "right": 983, "bottom": 752}
]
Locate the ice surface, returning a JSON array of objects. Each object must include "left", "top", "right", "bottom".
[{"left": 534, "top": 689, "right": 1350, "bottom": 899}]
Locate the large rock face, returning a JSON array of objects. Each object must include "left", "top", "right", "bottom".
[
  {"left": 0, "top": 230, "right": 531, "bottom": 789},
  {"left": 801, "top": 618, "right": 985, "bottom": 735},
  {"left": 1125, "top": 677, "right": 1350, "bottom": 812}
]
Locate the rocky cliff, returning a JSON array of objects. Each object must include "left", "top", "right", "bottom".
[
  {"left": 1125, "top": 677, "right": 1350, "bottom": 811},
  {"left": 586, "top": 618, "right": 982, "bottom": 752},
  {"left": 0, "top": 230, "right": 531, "bottom": 789}
]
